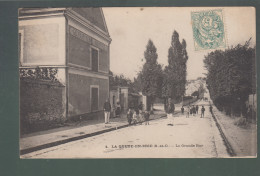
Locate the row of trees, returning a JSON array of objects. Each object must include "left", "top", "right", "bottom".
[
  {"left": 137, "top": 30, "right": 189, "bottom": 109},
  {"left": 204, "top": 40, "right": 256, "bottom": 118}
]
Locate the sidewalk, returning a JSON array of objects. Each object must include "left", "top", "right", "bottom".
[
  {"left": 20, "top": 111, "right": 166, "bottom": 155},
  {"left": 212, "top": 106, "right": 257, "bottom": 157}
]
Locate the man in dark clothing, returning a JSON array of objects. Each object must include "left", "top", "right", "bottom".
[
  {"left": 209, "top": 105, "right": 213, "bottom": 115},
  {"left": 192, "top": 105, "right": 196, "bottom": 116},
  {"left": 190, "top": 106, "right": 193, "bottom": 116},
  {"left": 103, "top": 98, "right": 111, "bottom": 124},
  {"left": 201, "top": 106, "right": 205, "bottom": 118},
  {"left": 181, "top": 106, "right": 184, "bottom": 114}
]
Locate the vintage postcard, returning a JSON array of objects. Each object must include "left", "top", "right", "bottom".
[{"left": 19, "top": 7, "right": 256, "bottom": 158}]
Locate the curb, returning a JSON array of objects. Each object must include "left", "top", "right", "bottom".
[
  {"left": 20, "top": 114, "right": 166, "bottom": 155},
  {"left": 211, "top": 110, "right": 236, "bottom": 157}
]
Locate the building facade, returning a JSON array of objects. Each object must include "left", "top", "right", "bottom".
[{"left": 19, "top": 8, "right": 111, "bottom": 122}]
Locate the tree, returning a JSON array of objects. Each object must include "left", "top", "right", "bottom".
[
  {"left": 162, "top": 31, "right": 188, "bottom": 103},
  {"left": 204, "top": 39, "right": 256, "bottom": 118},
  {"left": 138, "top": 39, "right": 163, "bottom": 110},
  {"left": 109, "top": 71, "right": 135, "bottom": 93},
  {"left": 191, "top": 91, "right": 199, "bottom": 97}
]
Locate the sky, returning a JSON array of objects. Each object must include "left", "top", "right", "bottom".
[{"left": 103, "top": 7, "right": 256, "bottom": 80}]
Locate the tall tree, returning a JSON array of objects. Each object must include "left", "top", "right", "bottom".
[
  {"left": 139, "top": 39, "right": 163, "bottom": 110},
  {"left": 162, "top": 31, "right": 188, "bottom": 103},
  {"left": 204, "top": 39, "right": 255, "bottom": 117}
]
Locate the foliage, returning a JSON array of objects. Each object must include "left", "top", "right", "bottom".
[
  {"left": 191, "top": 91, "right": 199, "bottom": 97},
  {"left": 109, "top": 71, "right": 137, "bottom": 93},
  {"left": 162, "top": 31, "right": 189, "bottom": 102},
  {"left": 138, "top": 40, "right": 163, "bottom": 104},
  {"left": 204, "top": 39, "right": 256, "bottom": 117}
]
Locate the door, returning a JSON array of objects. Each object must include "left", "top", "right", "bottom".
[{"left": 91, "top": 87, "right": 98, "bottom": 111}]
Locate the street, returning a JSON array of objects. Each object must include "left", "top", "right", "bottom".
[{"left": 22, "top": 100, "right": 229, "bottom": 158}]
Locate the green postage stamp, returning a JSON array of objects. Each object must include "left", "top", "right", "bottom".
[{"left": 191, "top": 9, "right": 226, "bottom": 51}]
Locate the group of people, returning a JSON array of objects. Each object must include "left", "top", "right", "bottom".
[
  {"left": 127, "top": 102, "right": 150, "bottom": 126},
  {"left": 181, "top": 105, "right": 212, "bottom": 118},
  {"left": 103, "top": 99, "right": 150, "bottom": 125},
  {"left": 103, "top": 98, "right": 123, "bottom": 124}
]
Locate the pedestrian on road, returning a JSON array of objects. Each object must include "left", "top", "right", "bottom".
[
  {"left": 190, "top": 106, "right": 193, "bottom": 116},
  {"left": 201, "top": 106, "right": 205, "bottom": 118},
  {"left": 196, "top": 105, "right": 199, "bottom": 114},
  {"left": 167, "top": 98, "right": 175, "bottom": 125},
  {"left": 209, "top": 105, "right": 213, "bottom": 115},
  {"left": 132, "top": 111, "right": 138, "bottom": 125},
  {"left": 144, "top": 110, "right": 150, "bottom": 125},
  {"left": 186, "top": 106, "right": 190, "bottom": 118},
  {"left": 192, "top": 105, "right": 196, "bottom": 116},
  {"left": 103, "top": 98, "right": 111, "bottom": 124},
  {"left": 181, "top": 106, "right": 184, "bottom": 114},
  {"left": 126, "top": 109, "right": 133, "bottom": 125},
  {"left": 167, "top": 98, "right": 175, "bottom": 118}
]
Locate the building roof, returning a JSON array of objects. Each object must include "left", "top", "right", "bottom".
[
  {"left": 71, "top": 8, "right": 108, "bottom": 33},
  {"left": 19, "top": 8, "right": 110, "bottom": 37}
]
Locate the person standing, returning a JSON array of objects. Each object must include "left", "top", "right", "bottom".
[
  {"left": 144, "top": 110, "right": 150, "bottom": 125},
  {"left": 167, "top": 98, "right": 175, "bottom": 124},
  {"left": 115, "top": 101, "right": 121, "bottom": 118},
  {"left": 103, "top": 98, "right": 111, "bottom": 124},
  {"left": 126, "top": 109, "right": 133, "bottom": 125},
  {"left": 196, "top": 105, "right": 199, "bottom": 114},
  {"left": 209, "top": 105, "right": 213, "bottom": 115},
  {"left": 192, "top": 105, "right": 196, "bottom": 116},
  {"left": 186, "top": 106, "right": 190, "bottom": 118},
  {"left": 190, "top": 105, "right": 193, "bottom": 116},
  {"left": 201, "top": 106, "right": 205, "bottom": 118},
  {"left": 181, "top": 106, "right": 184, "bottom": 115}
]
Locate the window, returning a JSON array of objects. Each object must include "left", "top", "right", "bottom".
[
  {"left": 91, "top": 86, "right": 99, "bottom": 111},
  {"left": 91, "top": 47, "right": 99, "bottom": 72}
]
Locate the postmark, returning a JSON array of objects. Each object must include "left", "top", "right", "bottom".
[{"left": 191, "top": 9, "right": 226, "bottom": 51}]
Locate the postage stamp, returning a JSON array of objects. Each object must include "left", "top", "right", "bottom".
[{"left": 191, "top": 9, "right": 226, "bottom": 51}]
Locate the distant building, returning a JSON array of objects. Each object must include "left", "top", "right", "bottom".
[{"left": 19, "top": 8, "right": 112, "bottom": 123}]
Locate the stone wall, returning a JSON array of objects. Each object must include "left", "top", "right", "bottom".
[{"left": 20, "top": 79, "right": 66, "bottom": 134}]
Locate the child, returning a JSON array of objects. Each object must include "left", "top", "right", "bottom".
[
  {"left": 132, "top": 111, "right": 138, "bottom": 125},
  {"left": 144, "top": 111, "right": 150, "bottom": 125}
]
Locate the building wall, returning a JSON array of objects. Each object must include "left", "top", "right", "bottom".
[
  {"left": 68, "top": 25, "right": 109, "bottom": 73},
  {"left": 68, "top": 70, "right": 109, "bottom": 117},
  {"left": 19, "top": 16, "right": 66, "bottom": 66},
  {"left": 67, "top": 15, "right": 110, "bottom": 118},
  {"left": 71, "top": 8, "right": 108, "bottom": 32},
  {"left": 20, "top": 79, "right": 66, "bottom": 134}
]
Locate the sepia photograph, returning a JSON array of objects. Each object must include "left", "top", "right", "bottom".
[{"left": 18, "top": 7, "right": 256, "bottom": 158}]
